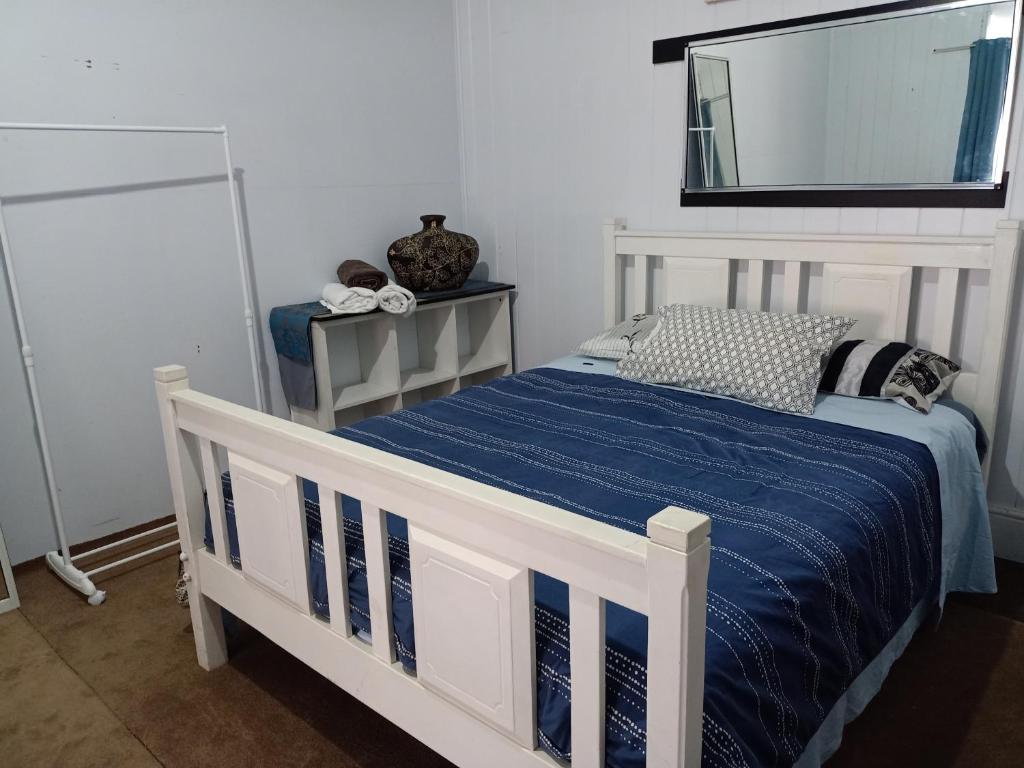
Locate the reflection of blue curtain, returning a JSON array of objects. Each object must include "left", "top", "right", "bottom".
[{"left": 954, "top": 38, "right": 1011, "bottom": 183}]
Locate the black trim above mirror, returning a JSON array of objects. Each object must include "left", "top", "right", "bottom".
[
  {"left": 654, "top": 0, "right": 972, "bottom": 64},
  {"left": 681, "top": 173, "right": 1010, "bottom": 208}
]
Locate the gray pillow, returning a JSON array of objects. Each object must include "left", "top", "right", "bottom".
[
  {"left": 617, "top": 304, "right": 856, "bottom": 414},
  {"left": 575, "top": 313, "right": 659, "bottom": 360}
]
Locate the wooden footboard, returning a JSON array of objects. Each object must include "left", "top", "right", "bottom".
[{"left": 155, "top": 365, "right": 711, "bottom": 767}]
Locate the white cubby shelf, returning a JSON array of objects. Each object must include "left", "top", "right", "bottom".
[{"left": 289, "top": 283, "right": 514, "bottom": 430}]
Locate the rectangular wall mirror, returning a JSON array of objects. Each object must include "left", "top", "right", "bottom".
[{"left": 655, "top": 0, "right": 1022, "bottom": 207}]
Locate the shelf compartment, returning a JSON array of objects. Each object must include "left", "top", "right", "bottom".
[
  {"left": 401, "top": 367, "right": 457, "bottom": 392},
  {"left": 401, "top": 379, "right": 459, "bottom": 408},
  {"left": 456, "top": 295, "right": 511, "bottom": 376},
  {"left": 297, "top": 288, "right": 513, "bottom": 431},
  {"left": 334, "top": 394, "right": 403, "bottom": 428},
  {"left": 459, "top": 362, "right": 512, "bottom": 390},
  {"left": 458, "top": 352, "right": 510, "bottom": 377},
  {"left": 316, "top": 314, "right": 400, "bottom": 412},
  {"left": 396, "top": 304, "right": 458, "bottom": 392},
  {"left": 331, "top": 380, "right": 400, "bottom": 411}
]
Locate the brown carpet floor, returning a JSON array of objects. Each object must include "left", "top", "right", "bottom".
[{"left": 3, "top": 553, "right": 1023, "bottom": 767}]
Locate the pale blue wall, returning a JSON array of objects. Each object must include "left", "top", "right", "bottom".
[{"left": 0, "top": 0, "right": 465, "bottom": 563}]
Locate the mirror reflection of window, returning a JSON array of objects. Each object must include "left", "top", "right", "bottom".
[
  {"left": 690, "top": 55, "right": 739, "bottom": 188},
  {"left": 684, "top": 0, "right": 1017, "bottom": 191}
]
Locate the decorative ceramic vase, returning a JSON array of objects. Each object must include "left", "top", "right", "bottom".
[{"left": 387, "top": 215, "right": 479, "bottom": 292}]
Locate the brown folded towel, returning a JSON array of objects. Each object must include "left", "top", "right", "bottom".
[{"left": 337, "top": 259, "right": 387, "bottom": 292}]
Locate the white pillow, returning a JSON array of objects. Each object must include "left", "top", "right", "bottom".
[
  {"left": 617, "top": 304, "right": 856, "bottom": 414},
  {"left": 575, "top": 314, "right": 659, "bottom": 360}
]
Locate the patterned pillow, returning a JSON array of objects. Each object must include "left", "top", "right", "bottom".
[
  {"left": 617, "top": 304, "right": 856, "bottom": 414},
  {"left": 576, "top": 314, "right": 659, "bottom": 360},
  {"left": 820, "top": 340, "right": 960, "bottom": 413}
]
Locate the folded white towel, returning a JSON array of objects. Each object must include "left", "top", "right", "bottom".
[
  {"left": 376, "top": 281, "right": 416, "bottom": 318},
  {"left": 320, "top": 283, "right": 378, "bottom": 314}
]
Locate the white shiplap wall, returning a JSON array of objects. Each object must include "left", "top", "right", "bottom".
[{"left": 454, "top": 0, "right": 1024, "bottom": 517}]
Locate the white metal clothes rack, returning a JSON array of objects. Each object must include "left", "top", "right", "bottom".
[{"left": 0, "top": 121, "right": 266, "bottom": 605}]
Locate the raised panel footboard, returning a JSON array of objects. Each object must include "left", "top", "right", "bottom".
[
  {"left": 228, "top": 453, "right": 312, "bottom": 612},
  {"left": 409, "top": 525, "right": 536, "bottom": 747},
  {"left": 155, "top": 364, "right": 712, "bottom": 767}
]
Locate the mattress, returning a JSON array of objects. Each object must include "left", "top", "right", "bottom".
[{"left": 205, "top": 361, "right": 995, "bottom": 767}]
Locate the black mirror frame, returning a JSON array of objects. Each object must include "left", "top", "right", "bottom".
[{"left": 655, "top": 0, "right": 1016, "bottom": 208}]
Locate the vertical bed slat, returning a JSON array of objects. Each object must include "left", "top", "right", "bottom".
[
  {"left": 361, "top": 503, "right": 396, "bottom": 663},
  {"left": 569, "top": 586, "right": 606, "bottom": 768},
  {"left": 634, "top": 254, "right": 649, "bottom": 316},
  {"left": 746, "top": 259, "right": 767, "bottom": 311},
  {"left": 198, "top": 437, "right": 230, "bottom": 566},
  {"left": 603, "top": 219, "right": 624, "bottom": 326},
  {"left": 317, "top": 485, "right": 352, "bottom": 637},
  {"left": 783, "top": 261, "right": 802, "bottom": 314},
  {"left": 974, "top": 220, "right": 1022, "bottom": 475},
  {"left": 932, "top": 267, "right": 961, "bottom": 358},
  {"left": 294, "top": 489, "right": 315, "bottom": 617}
]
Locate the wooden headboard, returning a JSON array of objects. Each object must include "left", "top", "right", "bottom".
[{"left": 603, "top": 219, "right": 1021, "bottom": 476}]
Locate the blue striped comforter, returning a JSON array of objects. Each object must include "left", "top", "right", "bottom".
[{"left": 210, "top": 368, "right": 941, "bottom": 767}]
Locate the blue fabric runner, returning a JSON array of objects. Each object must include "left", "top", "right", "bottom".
[
  {"left": 269, "top": 302, "right": 327, "bottom": 410},
  {"left": 269, "top": 302, "right": 325, "bottom": 367},
  {"left": 210, "top": 369, "right": 947, "bottom": 767}
]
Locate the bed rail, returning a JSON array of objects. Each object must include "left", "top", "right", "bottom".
[{"left": 155, "top": 364, "right": 711, "bottom": 767}]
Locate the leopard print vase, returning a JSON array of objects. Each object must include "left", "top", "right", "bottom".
[{"left": 387, "top": 214, "right": 479, "bottom": 292}]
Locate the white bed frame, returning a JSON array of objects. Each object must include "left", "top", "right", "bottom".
[{"left": 158, "top": 220, "right": 1019, "bottom": 767}]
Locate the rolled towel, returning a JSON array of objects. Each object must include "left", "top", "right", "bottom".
[
  {"left": 377, "top": 281, "right": 416, "bottom": 318},
  {"left": 320, "top": 283, "right": 378, "bottom": 314},
  {"left": 337, "top": 259, "right": 388, "bottom": 292}
]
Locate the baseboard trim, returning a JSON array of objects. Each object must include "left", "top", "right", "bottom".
[{"left": 990, "top": 505, "right": 1024, "bottom": 564}]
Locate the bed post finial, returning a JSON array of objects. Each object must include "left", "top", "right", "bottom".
[
  {"left": 645, "top": 506, "right": 710, "bottom": 767},
  {"left": 603, "top": 218, "right": 627, "bottom": 327},
  {"left": 153, "top": 364, "right": 228, "bottom": 671},
  {"left": 647, "top": 505, "right": 711, "bottom": 553},
  {"left": 154, "top": 364, "right": 188, "bottom": 384}
]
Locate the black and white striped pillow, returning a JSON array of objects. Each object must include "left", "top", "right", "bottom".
[{"left": 820, "top": 340, "right": 961, "bottom": 414}]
